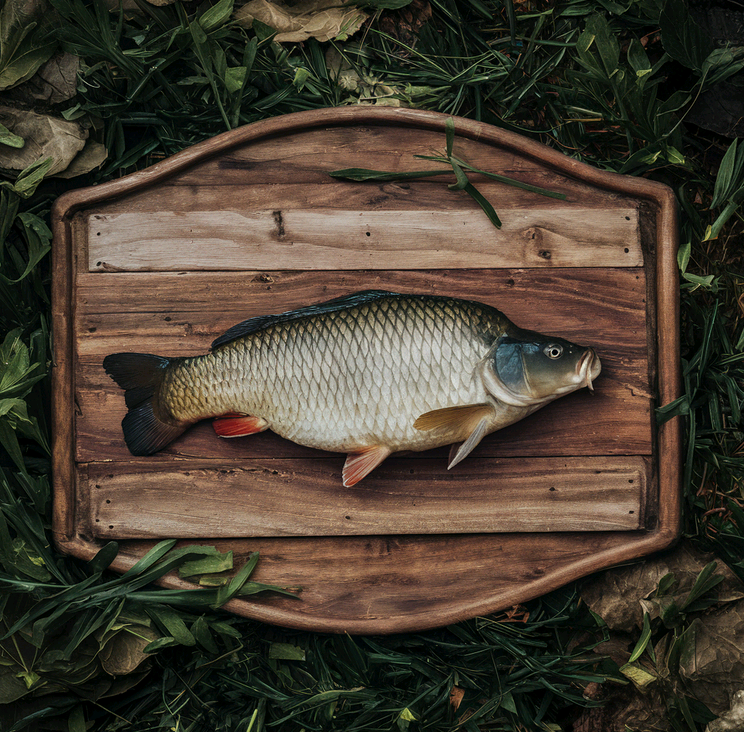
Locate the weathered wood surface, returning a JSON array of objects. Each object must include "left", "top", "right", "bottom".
[
  {"left": 74, "top": 267, "right": 651, "bottom": 461},
  {"left": 83, "top": 457, "right": 647, "bottom": 539},
  {"left": 74, "top": 268, "right": 648, "bottom": 347},
  {"left": 88, "top": 207, "right": 642, "bottom": 271},
  {"left": 51, "top": 107, "right": 681, "bottom": 633},
  {"left": 106, "top": 530, "right": 656, "bottom": 633}
]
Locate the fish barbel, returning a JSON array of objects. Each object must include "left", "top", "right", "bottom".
[{"left": 103, "top": 290, "right": 601, "bottom": 486}]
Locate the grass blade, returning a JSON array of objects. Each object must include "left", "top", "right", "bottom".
[
  {"left": 329, "top": 167, "right": 452, "bottom": 181},
  {"left": 462, "top": 181, "right": 502, "bottom": 228}
]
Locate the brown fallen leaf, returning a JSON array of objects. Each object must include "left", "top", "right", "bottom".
[
  {"left": 449, "top": 685, "right": 465, "bottom": 711},
  {"left": 0, "top": 105, "right": 87, "bottom": 176},
  {"left": 581, "top": 542, "right": 744, "bottom": 633},
  {"left": 571, "top": 685, "right": 670, "bottom": 732},
  {"left": 99, "top": 625, "right": 159, "bottom": 676},
  {"left": 679, "top": 603, "right": 744, "bottom": 716},
  {"left": 234, "top": 0, "right": 368, "bottom": 43},
  {"left": 375, "top": 0, "right": 432, "bottom": 51},
  {"left": 706, "top": 690, "right": 744, "bottom": 732},
  {"left": 55, "top": 138, "right": 108, "bottom": 179},
  {"left": 4, "top": 52, "right": 79, "bottom": 105}
]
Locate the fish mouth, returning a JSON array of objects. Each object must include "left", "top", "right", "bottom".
[{"left": 577, "top": 348, "right": 601, "bottom": 392}]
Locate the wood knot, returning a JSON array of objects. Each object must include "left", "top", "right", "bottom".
[{"left": 272, "top": 210, "right": 285, "bottom": 239}]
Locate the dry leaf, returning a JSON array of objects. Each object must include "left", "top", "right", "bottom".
[
  {"left": 593, "top": 635, "right": 635, "bottom": 667},
  {"left": 234, "top": 0, "right": 367, "bottom": 43},
  {"left": 0, "top": 106, "right": 87, "bottom": 176},
  {"left": 706, "top": 690, "right": 744, "bottom": 732},
  {"left": 581, "top": 542, "right": 744, "bottom": 633},
  {"left": 376, "top": 0, "right": 432, "bottom": 51},
  {"left": 99, "top": 625, "right": 159, "bottom": 676},
  {"left": 572, "top": 686, "right": 670, "bottom": 732},
  {"left": 5, "top": 53, "right": 79, "bottom": 105},
  {"left": 679, "top": 603, "right": 744, "bottom": 716},
  {"left": 449, "top": 685, "right": 465, "bottom": 711},
  {"left": 54, "top": 139, "right": 107, "bottom": 178}
]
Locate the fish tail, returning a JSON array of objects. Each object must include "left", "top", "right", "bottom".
[{"left": 103, "top": 352, "right": 187, "bottom": 455}]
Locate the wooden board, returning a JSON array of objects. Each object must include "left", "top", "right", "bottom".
[
  {"left": 51, "top": 107, "right": 682, "bottom": 633},
  {"left": 84, "top": 456, "right": 648, "bottom": 538}
]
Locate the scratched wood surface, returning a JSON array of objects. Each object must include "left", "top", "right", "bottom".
[
  {"left": 83, "top": 457, "right": 647, "bottom": 539},
  {"left": 52, "top": 107, "right": 681, "bottom": 633}
]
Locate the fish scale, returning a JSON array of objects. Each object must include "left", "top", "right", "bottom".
[
  {"left": 104, "top": 290, "right": 600, "bottom": 485},
  {"left": 162, "top": 296, "right": 493, "bottom": 452}
]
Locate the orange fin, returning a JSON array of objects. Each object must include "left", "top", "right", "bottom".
[
  {"left": 342, "top": 445, "right": 392, "bottom": 487},
  {"left": 213, "top": 414, "right": 269, "bottom": 438},
  {"left": 413, "top": 403, "right": 492, "bottom": 432}
]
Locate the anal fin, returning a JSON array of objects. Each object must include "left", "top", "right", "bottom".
[
  {"left": 213, "top": 414, "right": 269, "bottom": 438},
  {"left": 342, "top": 445, "right": 392, "bottom": 487}
]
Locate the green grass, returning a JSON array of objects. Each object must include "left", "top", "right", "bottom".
[{"left": 1, "top": 0, "right": 743, "bottom": 729}]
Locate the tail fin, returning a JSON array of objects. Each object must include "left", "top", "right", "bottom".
[{"left": 103, "top": 353, "right": 187, "bottom": 456}]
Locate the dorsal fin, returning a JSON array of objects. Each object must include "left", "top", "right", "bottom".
[{"left": 211, "top": 290, "right": 400, "bottom": 350}]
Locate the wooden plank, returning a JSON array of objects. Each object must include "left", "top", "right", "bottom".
[
  {"left": 79, "top": 181, "right": 638, "bottom": 217},
  {"left": 74, "top": 267, "right": 648, "bottom": 344},
  {"left": 84, "top": 456, "right": 646, "bottom": 539},
  {"left": 74, "top": 355, "right": 651, "bottom": 461},
  {"left": 87, "top": 207, "right": 641, "bottom": 272},
  {"left": 73, "top": 268, "right": 651, "bottom": 460},
  {"left": 50, "top": 107, "right": 682, "bottom": 635},
  {"left": 160, "top": 125, "right": 560, "bottom": 187},
  {"left": 103, "top": 529, "right": 654, "bottom": 633}
]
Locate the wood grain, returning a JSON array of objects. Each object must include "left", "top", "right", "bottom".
[
  {"left": 94, "top": 529, "right": 659, "bottom": 633},
  {"left": 80, "top": 181, "right": 635, "bottom": 217},
  {"left": 73, "top": 267, "right": 651, "bottom": 460},
  {"left": 51, "top": 107, "right": 681, "bottom": 633},
  {"left": 87, "top": 207, "right": 641, "bottom": 272},
  {"left": 84, "top": 456, "right": 646, "bottom": 539},
  {"left": 156, "top": 125, "right": 574, "bottom": 187},
  {"left": 75, "top": 366, "right": 650, "bottom": 461},
  {"left": 74, "top": 268, "right": 648, "bottom": 350}
]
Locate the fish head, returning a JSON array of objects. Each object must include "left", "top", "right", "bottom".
[{"left": 482, "top": 328, "right": 601, "bottom": 407}]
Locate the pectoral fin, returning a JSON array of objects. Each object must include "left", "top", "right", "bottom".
[
  {"left": 447, "top": 417, "right": 490, "bottom": 470},
  {"left": 343, "top": 445, "right": 392, "bottom": 487},
  {"left": 413, "top": 403, "right": 492, "bottom": 433},
  {"left": 213, "top": 414, "right": 269, "bottom": 438},
  {"left": 414, "top": 404, "right": 494, "bottom": 471}
]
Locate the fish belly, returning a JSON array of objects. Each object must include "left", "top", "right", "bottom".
[{"left": 162, "top": 297, "right": 496, "bottom": 453}]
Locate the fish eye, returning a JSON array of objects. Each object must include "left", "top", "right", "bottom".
[{"left": 544, "top": 344, "right": 563, "bottom": 359}]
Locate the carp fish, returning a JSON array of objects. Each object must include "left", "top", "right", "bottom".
[{"left": 103, "top": 290, "right": 601, "bottom": 486}]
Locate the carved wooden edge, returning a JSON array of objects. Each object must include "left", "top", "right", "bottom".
[
  {"left": 54, "top": 529, "right": 675, "bottom": 635},
  {"left": 51, "top": 202, "right": 75, "bottom": 545},
  {"left": 50, "top": 108, "right": 682, "bottom": 632}
]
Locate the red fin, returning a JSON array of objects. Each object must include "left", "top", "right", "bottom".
[
  {"left": 213, "top": 414, "right": 268, "bottom": 438},
  {"left": 342, "top": 445, "right": 392, "bottom": 487}
]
